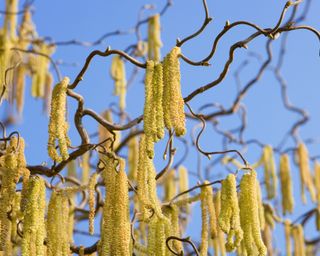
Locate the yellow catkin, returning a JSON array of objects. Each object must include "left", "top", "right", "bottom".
[
  {"left": 43, "top": 71, "right": 53, "bottom": 113},
  {"left": 88, "top": 172, "right": 99, "bottom": 235},
  {"left": 46, "top": 191, "right": 71, "bottom": 256},
  {"left": 212, "top": 191, "right": 226, "bottom": 256},
  {"left": 256, "top": 179, "right": 265, "bottom": 231},
  {"left": 47, "top": 77, "right": 71, "bottom": 162},
  {"left": 206, "top": 184, "right": 218, "bottom": 240},
  {"left": 143, "top": 60, "right": 155, "bottom": 158},
  {"left": 110, "top": 55, "right": 126, "bottom": 111},
  {"left": 219, "top": 174, "right": 243, "bottom": 251},
  {"left": 98, "top": 110, "right": 121, "bottom": 151},
  {"left": 297, "top": 143, "right": 316, "bottom": 204},
  {"left": 143, "top": 61, "right": 165, "bottom": 158},
  {"left": 21, "top": 176, "right": 46, "bottom": 256},
  {"left": 128, "top": 134, "right": 139, "bottom": 181},
  {"left": 199, "top": 182, "right": 218, "bottom": 255},
  {"left": 0, "top": 136, "right": 29, "bottom": 251},
  {"left": 154, "top": 63, "right": 165, "bottom": 141},
  {"left": 67, "top": 160, "right": 77, "bottom": 178},
  {"left": 136, "top": 135, "right": 149, "bottom": 218},
  {"left": 148, "top": 14, "right": 162, "bottom": 62},
  {"left": 68, "top": 199, "right": 75, "bottom": 244},
  {"left": 18, "top": 8, "right": 36, "bottom": 49},
  {"left": 137, "top": 135, "right": 162, "bottom": 218},
  {"left": 178, "top": 165, "right": 190, "bottom": 214},
  {"left": 81, "top": 151, "right": 90, "bottom": 184},
  {"left": 135, "top": 135, "right": 172, "bottom": 255},
  {"left": 163, "top": 169, "right": 176, "bottom": 202},
  {"left": 112, "top": 158, "right": 131, "bottom": 255},
  {"left": 4, "top": 0, "right": 18, "bottom": 39},
  {"left": 263, "top": 204, "right": 275, "bottom": 230},
  {"left": 31, "top": 43, "right": 55, "bottom": 98},
  {"left": 200, "top": 182, "right": 210, "bottom": 256},
  {"left": 279, "top": 154, "right": 294, "bottom": 215},
  {"left": 284, "top": 220, "right": 292, "bottom": 256},
  {"left": 162, "top": 47, "right": 186, "bottom": 136},
  {"left": 262, "top": 223, "right": 273, "bottom": 256},
  {"left": 14, "top": 64, "right": 26, "bottom": 113},
  {"left": 146, "top": 218, "right": 157, "bottom": 255},
  {"left": 3, "top": 191, "right": 21, "bottom": 255},
  {"left": 292, "top": 224, "right": 305, "bottom": 256},
  {"left": 262, "top": 204, "right": 276, "bottom": 255},
  {"left": 100, "top": 156, "right": 130, "bottom": 256},
  {"left": 163, "top": 205, "right": 183, "bottom": 254},
  {"left": 262, "top": 145, "right": 278, "bottom": 200},
  {"left": 100, "top": 155, "right": 116, "bottom": 255},
  {"left": 0, "top": 30, "right": 12, "bottom": 101},
  {"left": 239, "top": 171, "right": 267, "bottom": 256},
  {"left": 154, "top": 218, "right": 167, "bottom": 256},
  {"left": 314, "top": 161, "right": 320, "bottom": 203}
]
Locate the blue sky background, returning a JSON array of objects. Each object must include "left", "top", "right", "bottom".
[{"left": 1, "top": 0, "right": 320, "bottom": 254}]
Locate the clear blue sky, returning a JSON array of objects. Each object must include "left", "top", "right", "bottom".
[{"left": 1, "top": 0, "right": 320, "bottom": 254}]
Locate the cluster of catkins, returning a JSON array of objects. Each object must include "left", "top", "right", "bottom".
[
  {"left": 0, "top": 136, "right": 74, "bottom": 256},
  {"left": 0, "top": 0, "right": 55, "bottom": 114},
  {"left": 144, "top": 46, "right": 186, "bottom": 158},
  {"left": 219, "top": 142, "right": 320, "bottom": 255}
]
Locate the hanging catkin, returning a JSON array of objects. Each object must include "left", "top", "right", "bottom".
[
  {"left": 110, "top": 55, "right": 126, "bottom": 112},
  {"left": 88, "top": 172, "right": 99, "bottom": 235},
  {"left": 296, "top": 143, "right": 316, "bottom": 204},
  {"left": 100, "top": 155, "right": 130, "bottom": 256},
  {"left": 6, "top": 192, "right": 21, "bottom": 255},
  {"left": 136, "top": 135, "right": 163, "bottom": 218},
  {"left": 314, "top": 162, "right": 320, "bottom": 230},
  {"left": 219, "top": 174, "right": 243, "bottom": 251},
  {"left": 47, "top": 77, "right": 71, "bottom": 162},
  {"left": 292, "top": 224, "right": 305, "bottom": 256},
  {"left": 163, "top": 169, "right": 176, "bottom": 202},
  {"left": 163, "top": 205, "right": 183, "bottom": 254},
  {"left": 128, "top": 133, "right": 139, "bottom": 181},
  {"left": 279, "top": 154, "right": 294, "bottom": 215},
  {"left": 314, "top": 161, "right": 320, "bottom": 203},
  {"left": 0, "top": 136, "right": 29, "bottom": 251},
  {"left": 14, "top": 64, "right": 26, "bottom": 113},
  {"left": 284, "top": 220, "right": 292, "bottom": 256},
  {"left": 148, "top": 14, "right": 162, "bottom": 62},
  {"left": 200, "top": 181, "right": 217, "bottom": 256},
  {"left": 3, "top": 0, "right": 18, "bottom": 39},
  {"left": 143, "top": 61, "right": 164, "bottom": 158},
  {"left": 256, "top": 178, "right": 265, "bottom": 231},
  {"left": 0, "top": 31, "right": 13, "bottom": 102},
  {"left": 212, "top": 191, "right": 226, "bottom": 256},
  {"left": 21, "top": 176, "right": 46, "bottom": 256},
  {"left": 262, "top": 145, "right": 278, "bottom": 200},
  {"left": 98, "top": 110, "right": 121, "bottom": 151},
  {"left": 162, "top": 47, "right": 186, "bottom": 136},
  {"left": 46, "top": 191, "right": 71, "bottom": 256},
  {"left": 262, "top": 204, "right": 276, "bottom": 255},
  {"left": 239, "top": 171, "right": 267, "bottom": 256},
  {"left": 31, "top": 43, "right": 55, "bottom": 98},
  {"left": 200, "top": 184, "right": 209, "bottom": 256},
  {"left": 178, "top": 165, "right": 190, "bottom": 214}
]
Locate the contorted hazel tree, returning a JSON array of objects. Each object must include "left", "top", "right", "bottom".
[{"left": 0, "top": 0, "right": 320, "bottom": 255}]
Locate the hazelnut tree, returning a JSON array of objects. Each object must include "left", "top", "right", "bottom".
[{"left": 0, "top": 0, "right": 320, "bottom": 255}]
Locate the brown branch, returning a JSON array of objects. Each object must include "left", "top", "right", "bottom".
[
  {"left": 68, "top": 48, "right": 146, "bottom": 90},
  {"left": 176, "top": 0, "right": 212, "bottom": 47}
]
